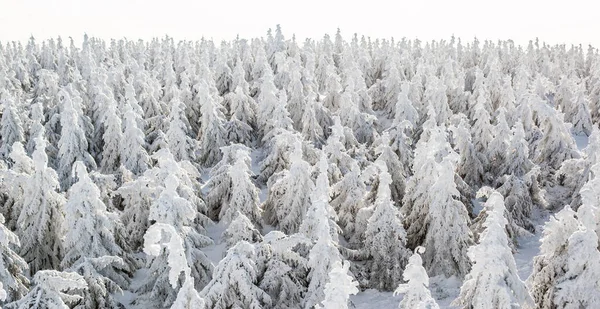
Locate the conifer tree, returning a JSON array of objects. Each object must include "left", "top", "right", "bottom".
[
  {"left": 57, "top": 89, "right": 96, "bottom": 190},
  {"left": 527, "top": 206, "right": 580, "bottom": 309},
  {"left": 4, "top": 270, "right": 87, "bottom": 309},
  {"left": 200, "top": 241, "right": 271, "bottom": 309},
  {"left": 317, "top": 261, "right": 359, "bottom": 309},
  {"left": 394, "top": 247, "right": 439, "bottom": 309},
  {"left": 363, "top": 160, "right": 411, "bottom": 290},
  {"left": 197, "top": 83, "right": 228, "bottom": 167},
  {"left": 453, "top": 191, "right": 532, "bottom": 309},
  {"left": 423, "top": 156, "right": 473, "bottom": 278},
  {"left": 0, "top": 93, "right": 25, "bottom": 159},
  {"left": 121, "top": 103, "right": 150, "bottom": 175},
  {"left": 0, "top": 213, "right": 28, "bottom": 304},
  {"left": 166, "top": 97, "right": 197, "bottom": 163},
  {"left": 17, "top": 137, "right": 66, "bottom": 274},
  {"left": 263, "top": 141, "right": 315, "bottom": 234}
]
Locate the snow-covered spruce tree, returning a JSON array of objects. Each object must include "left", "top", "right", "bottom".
[
  {"left": 200, "top": 241, "right": 271, "bottom": 309},
  {"left": 254, "top": 231, "right": 310, "bottom": 309},
  {"left": 100, "top": 97, "right": 123, "bottom": 173},
  {"left": 423, "top": 156, "right": 473, "bottom": 278},
  {"left": 223, "top": 86, "right": 257, "bottom": 145},
  {"left": 256, "top": 66, "right": 284, "bottom": 136},
  {"left": 0, "top": 142, "right": 33, "bottom": 230},
  {"left": 205, "top": 144, "right": 244, "bottom": 220},
  {"left": 317, "top": 261, "right": 358, "bottom": 309},
  {"left": 61, "top": 162, "right": 127, "bottom": 268},
  {"left": 258, "top": 126, "right": 300, "bottom": 184},
  {"left": 402, "top": 111, "right": 455, "bottom": 250},
  {"left": 453, "top": 191, "right": 532, "bottom": 309},
  {"left": 394, "top": 247, "right": 439, "bottom": 309},
  {"left": 222, "top": 212, "right": 263, "bottom": 249},
  {"left": 331, "top": 161, "right": 367, "bottom": 246},
  {"left": 137, "top": 173, "right": 213, "bottom": 308},
  {"left": 450, "top": 117, "right": 484, "bottom": 187},
  {"left": 68, "top": 256, "right": 129, "bottom": 309},
  {"left": 121, "top": 103, "right": 150, "bottom": 175},
  {"left": 26, "top": 102, "right": 46, "bottom": 155},
  {"left": 171, "top": 276, "right": 206, "bottom": 309},
  {"left": 527, "top": 206, "right": 580, "bottom": 309},
  {"left": 304, "top": 202, "right": 343, "bottom": 309},
  {"left": 323, "top": 116, "right": 355, "bottom": 184},
  {"left": 0, "top": 93, "right": 25, "bottom": 159},
  {"left": 263, "top": 141, "right": 315, "bottom": 234},
  {"left": 394, "top": 82, "right": 419, "bottom": 129},
  {"left": 166, "top": 97, "right": 197, "bottom": 163},
  {"left": 500, "top": 122, "right": 533, "bottom": 178},
  {"left": 373, "top": 132, "right": 406, "bottom": 204},
  {"left": 301, "top": 92, "right": 325, "bottom": 147},
  {"left": 553, "top": 225, "right": 600, "bottom": 309},
  {"left": 3, "top": 270, "right": 87, "bottom": 309},
  {"left": 204, "top": 144, "right": 259, "bottom": 223},
  {"left": 487, "top": 108, "right": 511, "bottom": 179},
  {"left": 219, "top": 147, "right": 262, "bottom": 227},
  {"left": 300, "top": 153, "right": 340, "bottom": 243},
  {"left": 568, "top": 87, "right": 593, "bottom": 136},
  {"left": 470, "top": 101, "right": 493, "bottom": 178},
  {"left": 0, "top": 213, "right": 28, "bottom": 304},
  {"left": 17, "top": 137, "right": 66, "bottom": 274},
  {"left": 534, "top": 105, "right": 580, "bottom": 172},
  {"left": 363, "top": 160, "right": 411, "bottom": 291},
  {"left": 143, "top": 223, "right": 206, "bottom": 309},
  {"left": 197, "top": 82, "right": 228, "bottom": 167},
  {"left": 57, "top": 89, "right": 96, "bottom": 190}
]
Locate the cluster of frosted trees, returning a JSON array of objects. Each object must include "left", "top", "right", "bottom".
[{"left": 1, "top": 26, "right": 600, "bottom": 308}]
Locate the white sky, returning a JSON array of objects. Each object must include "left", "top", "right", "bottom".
[{"left": 1, "top": 0, "right": 599, "bottom": 48}]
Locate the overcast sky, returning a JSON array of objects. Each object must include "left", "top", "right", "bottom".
[{"left": 1, "top": 0, "right": 598, "bottom": 48}]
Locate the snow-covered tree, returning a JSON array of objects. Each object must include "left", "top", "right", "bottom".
[
  {"left": 304, "top": 203, "right": 343, "bottom": 309},
  {"left": 197, "top": 83, "right": 228, "bottom": 167},
  {"left": 263, "top": 141, "right": 315, "bottom": 234},
  {"left": 453, "top": 191, "right": 532, "bottom": 309},
  {"left": 300, "top": 153, "right": 339, "bottom": 241},
  {"left": 373, "top": 132, "right": 406, "bottom": 203},
  {"left": 142, "top": 222, "right": 207, "bottom": 309},
  {"left": 166, "top": 97, "right": 197, "bottom": 163},
  {"left": 363, "top": 160, "right": 411, "bottom": 291},
  {"left": 569, "top": 88, "right": 593, "bottom": 136},
  {"left": 317, "top": 261, "right": 358, "bottom": 309},
  {"left": 0, "top": 142, "right": 33, "bottom": 230},
  {"left": 4, "top": 270, "right": 87, "bottom": 309},
  {"left": 258, "top": 129, "right": 299, "bottom": 184},
  {"left": 100, "top": 98, "right": 123, "bottom": 173},
  {"left": 57, "top": 89, "right": 96, "bottom": 190},
  {"left": 0, "top": 94, "right": 24, "bottom": 159},
  {"left": 527, "top": 206, "right": 580, "bottom": 309},
  {"left": 200, "top": 241, "right": 271, "bottom": 309},
  {"left": 68, "top": 256, "right": 129, "bottom": 309},
  {"left": 137, "top": 172, "right": 213, "bottom": 308},
  {"left": 257, "top": 231, "right": 310, "bottom": 309},
  {"left": 121, "top": 103, "right": 150, "bottom": 175},
  {"left": 0, "top": 213, "right": 28, "bottom": 304},
  {"left": 323, "top": 116, "right": 355, "bottom": 184},
  {"left": 553, "top": 225, "right": 600, "bottom": 308},
  {"left": 422, "top": 156, "right": 473, "bottom": 278},
  {"left": 450, "top": 118, "right": 484, "bottom": 187},
  {"left": 222, "top": 212, "right": 263, "bottom": 249},
  {"left": 61, "top": 162, "right": 125, "bottom": 269},
  {"left": 219, "top": 149, "right": 262, "bottom": 227},
  {"left": 394, "top": 247, "right": 439, "bottom": 309},
  {"left": 331, "top": 161, "right": 366, "bottom": 245},
  {"left": 17, "top": 137, "right": 66, "bottom": 273}
]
